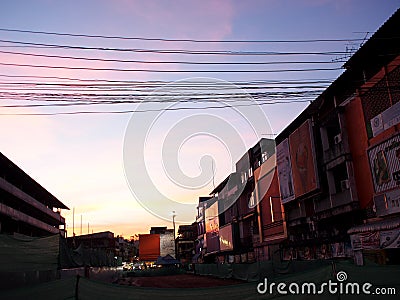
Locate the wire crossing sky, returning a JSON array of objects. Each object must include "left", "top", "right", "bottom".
[{"left": 1, "top": 0, "right": 399, "bottom": 235}]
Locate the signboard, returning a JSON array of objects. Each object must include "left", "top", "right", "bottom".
[
  {"left": 276, "top": 139, "right": 295, "bottom": 203},
  {"left": 289, "top": 119, "right": 319, "bottom": 198},
  {"left": 205, "top": 231, "right": 220, "bottom": 253},
  {"left": 205, "top": 202, "right": 220, "bottom": 253},
  {"left": 205, "top": 202, "right": 219, "bottom": 233},
  {"left": 368, "top": 134, "right": 400, "bottom": 193},
  {"left": 350, "top": 232, "right": 380, "bottom": 250},
  {"left": 219, "top": 224, "right": 233, "bottom": 251},
  {"left": 370, "top": 101, "right": 400, "bottom": 137},
  {"left": 380, "top": 229, "right": 400, "bottom": 249},
  {"left": 374, "top": 189, "right": 400, "bottom": 217},
  {"left": 139, "top": 234, "right": 160, "bottom": 261},
  {"left": 160, "top": 232, "right": 175, "bottom": 258}
]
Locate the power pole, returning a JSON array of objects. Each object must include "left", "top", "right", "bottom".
[{"left": 172, "top": 211, "right": 177, "bottom": 259}]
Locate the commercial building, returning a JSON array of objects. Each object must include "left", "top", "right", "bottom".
[
  {"left": 193, "top": 9, "right": 400, "bottom": 266},
  {"left": 0, "top": 152, "right": 68, "bottom": 237},
  {"left": 275, "top": 8, "right": 400, "bottom": 264},
  {"left": 139, "top": 227, "right": 175, "bottom": 261},
  {"left": 197, "top": 139, "right": 281, "bottom": 263},
  {"left": 176, "top": 223, "right": 197, "bottom": 264}
]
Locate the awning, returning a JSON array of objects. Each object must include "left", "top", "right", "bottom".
[{"left": 348, "top": 217, "right": 400, "bottom": 234}]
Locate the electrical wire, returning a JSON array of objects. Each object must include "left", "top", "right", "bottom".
[
  {"left": 0, "top": 99, "right": 313, "bottom": 115},
  {"left": 0, "top": 62, "right": 343, "bottom": 73},
  {"left": 0, "top": 50, "right": 342, "bottom": 65},
  {"left": 0, "top": 39, "right": 349, "bottom": 56},
  {"left": 0, "top": 28, "right": 370, "bottom": 44}
]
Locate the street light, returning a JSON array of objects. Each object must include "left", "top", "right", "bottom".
[{"left": 172, "top": 210, "right": 177, "bottom": 258}]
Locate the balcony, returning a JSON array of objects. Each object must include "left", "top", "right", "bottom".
[
  {"left": 314, "top": 189, "right": 355, "bottom": 213},
  {"left": 323, "top": 140, "right": 347, "bottom": 164},
  {"left": 286, "top": 204, "right": 306, "bottom": 222}
]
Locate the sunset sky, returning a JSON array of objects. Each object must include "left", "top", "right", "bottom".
[{"left": 0, "top": 0, "right": 399, "bottom": 237}]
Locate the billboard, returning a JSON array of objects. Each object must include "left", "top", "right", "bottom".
[
  {"left": 380, "top": 229, "right": 400, "bottom": 249},
  {"left": 370, "top": 101, "right": 400, "bottom": 137},
  {"left": 139, "top": 234, "right": 160, "bottom": 261},
  {"left": 160, "top": 232, "right": 175, "bottom": 258},
  {"left": 276, "top": 139, "right": 295, "bottom": 203},
  {"left": 219, "top": 224, "right": 234, "bottom": 251},
  {"left": 368, "top": 134, "right": 400, "bottom": 193},
  {"left": 374, "top": 188, "right": 400, "bottom": 217},
  {"left": 289, "top": 119, "right": 319, "bottom": 198},
  {"left": 205, "top": 202, "right": 219, "bottom": 233},
  {"left": 205, "top": 201, "right": 220, "bottom": 253}
]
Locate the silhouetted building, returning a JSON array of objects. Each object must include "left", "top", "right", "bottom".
[
  {"left": 0, "top": 152, "right": 68, "bottom": 237},
  {"left": 176, "top": 223, "right": 197, "bottom": 263}
]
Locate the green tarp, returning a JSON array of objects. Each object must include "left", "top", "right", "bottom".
[{"left": 0, "top": 233, "right": 59, "bottom": 272}]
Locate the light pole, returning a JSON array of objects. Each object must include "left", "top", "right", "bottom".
[{"left": 172, "top": 210, "right": 177, "bottom": 258}]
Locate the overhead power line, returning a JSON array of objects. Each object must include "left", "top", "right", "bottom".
[
  {"left": 0, "top": 62, "right": 343, "bottom": 73},
  {"left": 0, "top": 50, "right": 341, "bottom": 65},
  {"left": 0, "top": 28, "right": 369, "bottom": 44},
  {"left": 0, "top": 99, "right": 313, "bottom": 116},
  {"left": 0, "top": 74, "right": 337, "bottom": 84},
  {"left": 0, "top": 39, "right": 348, "bottom": 56}
]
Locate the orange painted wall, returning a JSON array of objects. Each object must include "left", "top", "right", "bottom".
[
  {"left": 139, "top": 233, "right": 160, "bottom": 261},
  {"left": 345, "top": 97, "right": 374, "bottom": 209},
  {"left": 255, "top": 167, "right": 285, "bottom": 239}
]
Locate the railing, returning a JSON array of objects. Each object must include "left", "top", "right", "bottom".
[
  {"left": 323, "top": 141, "right": 346, "bottom": 163},
  {"left": 286, "top": 205, "right": 306, "bottom": 221},
  {"left": 314, "top": 189, "right": 354, "bottom": 213}
]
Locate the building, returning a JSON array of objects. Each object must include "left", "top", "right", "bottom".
[
  {"left": 197, "top": 139, "right": 279, "bottom": 264},
  {"left": 139, "top": 227, "right": 176, "bottom": 261},
  {"left": 342, "top": 10, "right": 400, "bottom": 265},
  {"left": 192, "top": 9, "right": 400, "bottom": 266},
  {"left": 115, "top": 236, "right": 138, "bottom": 262},
  {"left": 253, "top": 154, "right": 286, "bottom": 261},
  {"left": 275, "top": 8, "right": 400, "bottom": 264},
  {"left": 0, "top": 152, "right": 68, "bottom": 237},
  {"left": 176, "top": 223, "right": 197, "bottom": 264},
  {"left": 194, "top": 196, "right": 211, "bottom": 263},
  {"left": 67, "top": 231, "right": 115, "bottom": 250}
]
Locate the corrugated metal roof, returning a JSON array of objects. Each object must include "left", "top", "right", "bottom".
[{"left": 348, "top": 217, "right": 400, "bottom": 234}]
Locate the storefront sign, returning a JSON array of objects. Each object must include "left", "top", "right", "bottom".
[
  {"left": 276, "top": 138, "right": 295, "bottom": 203},
  {"left": 368, "top": 134, "right": 400, "bottom": 193},
  {"left": 370, "top": 101, "right": 400, "bottom": 137}
]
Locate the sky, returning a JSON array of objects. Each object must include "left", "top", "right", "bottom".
[{"left": 0, "top": 0, "right": 399, "bottom": 237}]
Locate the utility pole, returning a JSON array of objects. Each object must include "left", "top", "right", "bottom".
[
  {"left": 72, "top": 207, "right": 75, "bottom": 236},
  {"left": 172, "top": 211, "right": 176, "bottom": 259}
]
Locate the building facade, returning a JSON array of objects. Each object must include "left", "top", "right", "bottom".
[{"left": 0, "top": 152, "right": 68, "bottom": 237}]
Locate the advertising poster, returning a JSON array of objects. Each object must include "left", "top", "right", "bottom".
[
  {"left": 368, "top": 134, "right": 400, "bottom": 193},
  {"left": 370, "top": 101, "right": 400, "bottom": 137},
  {"left": 289, "top": 119, "right": 319, "bottom": 198},
  {"left": 276, "top": 138, "right": 295, "bottom": 203},
  {"left": 205, "top": 202, "right": 219, "bottom": 233},
  {"left": 219, "top": 224, "right": 234, "bottom": 252},
  {"left": 139, "top": 234, "right": 161, "bottom": 261},
  {"left": 374, "top": 189, "right": 400, "bottom": 216},
  {"left": 380, "top": 229, "right": 400, "bottom": 249},
  {"left": 205, "top": 202, "right": 220, "bottom": 253},
  {"left": 351, "top": 232, "right": 380, "bottom": 250},
  {"left": 160, "top": 232, "right": 175, "bottom": 258}
]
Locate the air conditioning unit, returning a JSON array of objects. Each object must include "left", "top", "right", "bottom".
[
  {"left": 334, "top": 133, "right": 342, "bottom": 144},
  {"left": 341, "top": 179, "right": 350, "bottom": 190}
]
